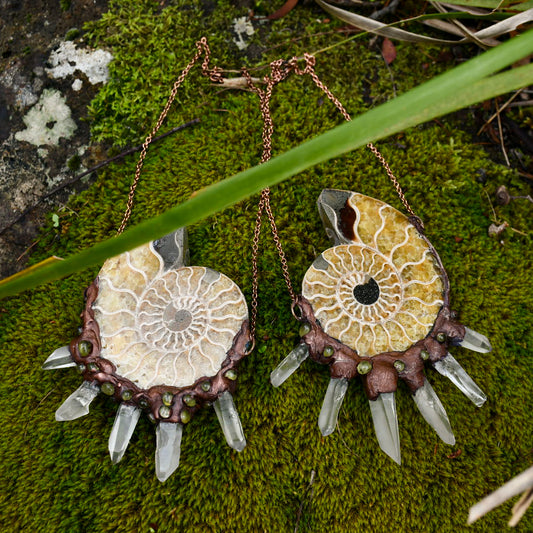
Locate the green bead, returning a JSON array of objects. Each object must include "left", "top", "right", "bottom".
[
  {"left": 183, "top": 394, "right": 196, "bottom": 407},
  {"left": 323, "top": 346, "right": 334, "bottom": 358},
  {"left": 436, "top": 332, "right": 447, "bottom": 343},
  {"left": 88, "top": 363, "right": 99, "bottom": 372},
  {"left": 161, "top": 391, "right": 173, "bottom": 406},
  {"left": 77, "top": 364, "right": 86, "bottom": 373},
  {"left": 420, "top": 350, "right": 430, "bottom": 360},
  {"left": 180, "top": 409, "right": 191, "bottom": 424},
  {"left": 78, "top": 340, "right": 92, "bottom": 357},
  {"left": 101, "top": 382, "right": 115, "bottom": 396},
  {"left": 357, "top": 360, "right": 372, "bottom": 375},
  {"left": 225, "top": 369, "right": 237, "bottom": 381},
  {"left": 393, "top": 360, "right": 406, "bottom": 372},
  {"left": 139, "top": 398, "right": 149, "bottom": 409},
  {"left": 201, "top": 382, "right": 211, "bottom": 392},
  {"left": 299, "top": 323, "right": 311, "bottom": 336},
  {"left": 121, "top": 389, "right": 133, "bottom": 401},
  {"left": 159, "top": 405, "right": 171, "bottom": 419}
]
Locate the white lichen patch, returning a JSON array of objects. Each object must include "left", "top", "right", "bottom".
[
  {"left": 15, "top": 89, "right": 77, "bottom": 146},
  {"left": 45, "top": 41, "right": 113, "bottom": 84},
  {"left": 71, "top": 79, "right": 83, "bottom": 91},
  {"left": 232, "top": 16, "right": 255, "bottom": 50}
]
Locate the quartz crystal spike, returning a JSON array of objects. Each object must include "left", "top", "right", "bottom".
[
  {"left": 270, "top": 344, "right": 309, "bottom": 388},
  {"left": 108, "top": 404, "right": 142, "bottom": 464},
  {"left": 43, "top": 345, "right": 76, "bottom": 370},
  {"left": 433, "top": 353, "right": 487, "bottom": 407},
  {"left": 55, "top": 381, "right": 100, "bottom": 421},
  {"left": 413, "top": 379, "right": 455, "bottom": 445},
  {"left": 459, "top": 327, "right": 492, "bottom": 353},
  {"left": 213, "top": 391, "right": 246, "bottom": 452},
  {"left": 369, "top": 393, "right": 401, "bottom": 465},
  {"left": 318, "top": 378, "right": 349, "bottom": 436},
  {"left": 155, "top": 422, "right": 183, "bottom": 482}
]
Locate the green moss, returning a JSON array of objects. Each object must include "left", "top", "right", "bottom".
[
  {"left": 64, "top": 28, "right": 80, "bottom": 41},
  {"left": 0, "top": 1, "right": 532, "bottom": 532},
  {"left": 59, "top": 0, "right": 71, "bottom": 12},
  {"left": 66, "top": 154, "right": 81, "bottom": 171}
]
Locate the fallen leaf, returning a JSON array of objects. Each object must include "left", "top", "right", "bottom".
[{"left": 382, "top": 37, "right": 397, "bottom": 65}]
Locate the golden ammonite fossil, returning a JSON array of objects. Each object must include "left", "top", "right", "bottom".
[
  {"left": 271, "top": 190, "right": 491, "bottom": 464},
  {"left": 44, "top": 228, "right": 251, "bottom": 482}
]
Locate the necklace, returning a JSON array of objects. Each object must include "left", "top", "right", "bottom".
[
  {"left": 245, "top": 53, "right": 492, "bottom": 466},
  {"left": 43, "top": 39, "right": 253, "bottom": 482}
]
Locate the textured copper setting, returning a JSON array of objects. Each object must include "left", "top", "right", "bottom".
[
  {"left": 294, "top": 295, "right": 466, "bottom": 401},
  {"left": 71, "top": 279, "right": 252, "bottom": 423}
]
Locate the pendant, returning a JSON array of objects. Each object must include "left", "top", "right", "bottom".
[
  {"left": 44, "top": 227, "right": 251, "bottom": 481},
  {"left": 271, "top": 189, "right": 491, "bottom": 464}
]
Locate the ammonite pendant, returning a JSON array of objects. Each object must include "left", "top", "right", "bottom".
[
  {"left": 271, "top": 189, "right": 491, "bottom": 464},
  {"left": 44, "top": 228, "right": 251, "bottom": 481}
]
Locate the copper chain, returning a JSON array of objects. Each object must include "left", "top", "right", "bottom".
[
  {"left": 302, "top": 56, "right": 418, "bottom": 219},
  {"left": 117, "top": 39, "right": 417, "bottom": 345},
  {"left": 117, "top": 37, "right": 222, "bottom": 234},
  {"left": 245, "top": 53, "right": 419, "bottom": 339},
  {"left": 243, "top": 60, "right": 303, "bottom": 340}
]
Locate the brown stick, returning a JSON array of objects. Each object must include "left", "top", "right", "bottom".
[{"left": 0, "top": 118, "right": 201, "bottom": 236}]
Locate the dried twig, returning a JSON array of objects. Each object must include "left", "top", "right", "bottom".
[
  {"left": 370, "top": 0, "right": 400, "bottom": 20},
  {"left": 219, "top": 76, "right": 262, "bottom": 89},
  {"left": 468, "top": 466, "right": 533, "bottom": 526},
  {"left": 483, "top": 189, "right": 528, "bottom": 237},
  {"left": 495, "top": 99, "right": 511, "bottom": 167},
  {"left": 477, "top": 91, "right": 522, "bottom": 135},
  {"left": 431, "top": 2, "right": 491, "bottom": 48},
  {"left": 0, "top": 119, "right": 200, "bottom": 236}
]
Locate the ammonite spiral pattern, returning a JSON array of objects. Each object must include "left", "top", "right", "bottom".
[
  {"left": 93, "top": 242, "right": 248, "bottom": 389},
  {"left": 302, "top": 193, "right": 444, "bottom": 356}
]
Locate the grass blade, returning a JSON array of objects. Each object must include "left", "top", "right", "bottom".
[{"left": 1, "top": 29, "right": 533, "bottom": 299}]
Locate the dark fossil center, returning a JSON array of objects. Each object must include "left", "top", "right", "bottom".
[
  {"left": 353, "top": 276, "right": 380, "bottom": 305},
  {"left": 163, "top": 305, "right": 193, "bottom": 331}
]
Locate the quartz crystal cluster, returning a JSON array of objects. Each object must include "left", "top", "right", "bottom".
[
  {"left": 44, "top": 228, "right": 250, "bottom": 482},
  {"left": 271, "top": 190, "right": 491, "bottom": 465}
]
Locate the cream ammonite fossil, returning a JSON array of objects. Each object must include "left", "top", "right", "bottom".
[
  {"left": 271, "top": 189, "right": 491, "bottom": 464},
  {"left": 43, "top": 228, "right": 251, "bottom": 481}
]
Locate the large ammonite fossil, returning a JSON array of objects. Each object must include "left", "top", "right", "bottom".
[
  {"left": 44, "top": 228, "right": 251, "bottom": 481},
  {"left": 271, "top": 189, "right": 491, "bottom": 464}
]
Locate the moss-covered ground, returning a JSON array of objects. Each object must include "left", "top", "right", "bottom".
[{"left": 0, "top": 1, "right": 532, "bottom": 531}]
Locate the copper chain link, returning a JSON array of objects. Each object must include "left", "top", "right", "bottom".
[
  {"left": 117, "top": 38, "right": 417, "bottom": 345},
  {"left": 244, "top": 53, "right": 418, "bottom": 339},
  {"left": 117, "top": 37, "right": 222, "bottom": 234}
]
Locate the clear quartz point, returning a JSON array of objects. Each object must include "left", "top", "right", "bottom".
[
  {"left": 155, "top": 422, "right": 183, "bottom": 482},
  {"left": 108, "top": 404, "right": 142, "bottom": 464},
  {"left": 413, "top": 379, "right": 455, "bottom": 445},
  {"left": 433, "top": 353, "right": 487, "bottom": 407},
  {"left": 318, "top": 378, "right": 349, "bottom": 436},
  {"left": 213, "top": 391, "right": 246, "bottom": 452},
  {"left": 369, "top": 393, "right": 401, "bottom": 465},
  {"left": 460, "top": 327, "right": 492, "bottom": 353},
  {"left": 43, "top": 345, "right": 76, "bottom": 370},
  {"left": 270, "top": 344, "right": 309, "bottom": 388},
  {"left": 55, "top": 381, "right": 100, "bottom": 421}
]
